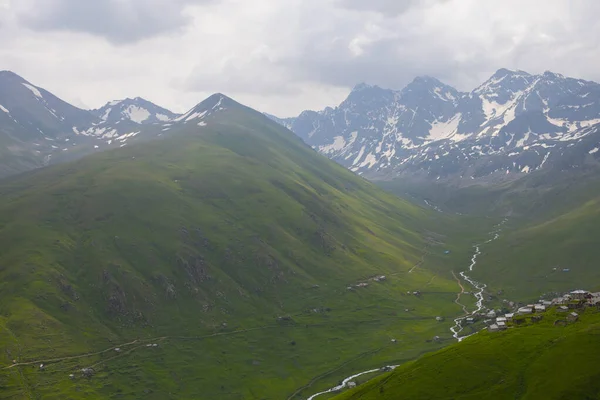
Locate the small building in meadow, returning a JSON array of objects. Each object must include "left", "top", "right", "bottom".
[
  {"left": 497, "top": 321, "right": 507, "bottom": 330},
  {"left": 488, "top": 324, "right": 499, "bottom": 332},
  {"left": 517, "top": 307, "right": 533, "bottom": 315},
  {"left": 567, "top": 312, "right": 579, "bottom": 322},
  {"left": 505, "top": 313, "right": 515, "bottom": 321},
  {"left": 347, "top": 382, "right": 357, "bottom": 389}
]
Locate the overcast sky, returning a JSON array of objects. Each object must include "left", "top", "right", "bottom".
[{"left": 1, "top": 0, "right": 599, "bottom": 117}]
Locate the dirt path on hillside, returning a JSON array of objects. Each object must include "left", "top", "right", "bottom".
[
  {"left": 408, "top": 248, "right": 427, "bottom": 273},
  {"left": 1, "top": 325, "right": 280, "bottom": 371},
  {"left": 1, "top": 339, "right": 142, "bottom": 370},
  {"left": 451, "top": 271, "right": 469, "bottom": 314}
]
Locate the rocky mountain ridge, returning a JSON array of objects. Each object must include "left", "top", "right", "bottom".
[{"left": 269, "top": 69, "right": 600, "bottom": 182}]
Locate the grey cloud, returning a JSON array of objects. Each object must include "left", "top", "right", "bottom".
[
  {"left": 277, "top": 0, "right": 600, "bottom": 95},
  {"left": 339, "top": 0, "right": 449, "bottom": 15},
  {"left": 183, "top": 59, "right": 298, "bottom": 96},
  {"left": 17, "top": 0, "right": 215, "bottom": 43},
  {"left": 176, "top": 0, "right": 600, "bottom": 110}
]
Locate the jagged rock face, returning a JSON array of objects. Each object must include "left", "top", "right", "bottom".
[{"left": 270, "top": 69, "right": 600, "bottom": 182}]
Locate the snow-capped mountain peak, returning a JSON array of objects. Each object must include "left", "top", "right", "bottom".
[
  {"left": 173, "top": 93, "right": 235, "bottom": 127},
  {"left": 93, "top": 97, "right": 178, "bottom": 125},
  {"left": 270, "top": 69, "right": 600, "bottom": 182}
]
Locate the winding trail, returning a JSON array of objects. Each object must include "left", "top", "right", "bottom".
[
  {"left": 2, "top": 339, "right": 142, "bottom": 370},
  {"left": 1, "top": 325, "right": 279, "bottom": 371},
  {"left": 451, "top": 271, "right": 468, "bottom": 315},
  {"left": 450, "top": 219, "right": 507, "bottom": 341},
  {"left": 407, "top": 245, "right": 429, "bottom": 274}
]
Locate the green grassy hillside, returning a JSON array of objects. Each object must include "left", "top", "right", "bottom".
[
  {"left": 0, "top": 96, "right": 483, "bottom": 399},
  {"left": 333, "top": 308, "right": 600, "bottom": 400},
  {"left": 475, "top": 195, "right": 600, "bottom": 300}
]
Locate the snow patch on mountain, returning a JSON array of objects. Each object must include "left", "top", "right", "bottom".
[
  {"left": 123, "top": 105, "right": 151, "bottom": 123},
  {"left": 22, "top": 83, "right": 43, "bottom": 99},
  {"left": 93, "top": 98, "right": 177, "bottom": 125},
  {"left": 428, "top": 113, "right": 462, "bottom": 141},
  {"left": 320, "top": 136, "right": 348, "bottom": 154}
]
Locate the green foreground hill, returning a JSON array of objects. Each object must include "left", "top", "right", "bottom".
[
  {"left": 333, "top": 308, "right": 600, "bottom": 400},
  {"left": 0, "top": 95, "right": 481, "bottom": 399}
]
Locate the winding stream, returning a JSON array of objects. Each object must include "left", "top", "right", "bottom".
[
  {"left": 306, "top": 365, "right": 399, "bottom": 400},
  {"left": 450, "top": 219, "right": 507, "bottom": 341}
]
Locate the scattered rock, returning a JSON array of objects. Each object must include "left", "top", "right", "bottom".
[{"left": 81, "top": 368, "right": 95, "bottom": 378}]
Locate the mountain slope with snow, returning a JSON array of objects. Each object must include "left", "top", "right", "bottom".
[
  {"left": 271, "top": 69, "right": 600, "bottom": 182},
  {"left": 93, "top": 97, "right": 178, "bottom": 124},
  {"left": 0, "top": 72, "right": 183, "bottom": 178}
]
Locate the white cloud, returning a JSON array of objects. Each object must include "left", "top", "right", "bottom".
[{"left": 0, "top": 0, "right": 599, "bottom": 117}]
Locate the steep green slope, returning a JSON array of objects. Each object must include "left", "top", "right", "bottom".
[
  {"left": 0, "top": 96, "right": 474, "bottom": 399},
  {"left": 333, "top": 308, "right": 600, "bottom": 400}
]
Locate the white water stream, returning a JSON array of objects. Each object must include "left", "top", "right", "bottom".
[
  {"left": 450, "top": 219, "right": 507, "bottom": 341},
  {"left": 306, "top": 365, "right": 399, "bottom": 400}
]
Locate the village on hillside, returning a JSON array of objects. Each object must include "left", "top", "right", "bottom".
[{"left": 483, "top": 290, "right": 600, "bottom": 332}]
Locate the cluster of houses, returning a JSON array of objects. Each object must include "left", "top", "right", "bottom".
[{"left": 485, "top": 290, "right": 600, "bottom": 332}]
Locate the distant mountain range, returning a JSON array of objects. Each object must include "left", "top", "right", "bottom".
[
  {"left": 3, "top": 68, "right": 600, "bottom": 184},
  {"left": 0, "top": 70, "right": 186, "bottom": 178},
  {"left": 268, "top": 69, "right": 600, "bottom": 183}
]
